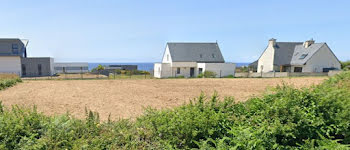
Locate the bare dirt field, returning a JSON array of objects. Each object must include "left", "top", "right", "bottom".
[{"left": 0, "top": 77, "right": 327, "bottom": 121}]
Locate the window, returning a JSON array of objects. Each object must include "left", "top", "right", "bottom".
[
  {"left": 167, "top": 55, "right": 169, "bottom": 61},
  {"left": 299, "top": 54, "right": 308, "bottom": 59},
  {"left": 198, "top": 68, "right": 203, "bottom": 74},
  {"left": 177, "top": 67, "right": 180, "bottom": 74},
  {"left": 200, "top": 54, "right": 203, "bottom": 58},
  {"left": 38, "top": 64, "right": 42, "bottom": 76},
  {"left": 212, "top": 53, "right": 215, "bottom": 58},
  {"left": 12, "top": 44, "right": 18, "bottom": 54},
  {"left": 22, "top": 64, "right": 26, "bottom": 76},
  {"left": 294, "top": 67, "right": 302, "bottom": 72}
]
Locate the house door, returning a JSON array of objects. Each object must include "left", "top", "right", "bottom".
[{"left": 190, "top": 68, "right": 195, "bottom": 77}]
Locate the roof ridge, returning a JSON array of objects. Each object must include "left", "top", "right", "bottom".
[
  {"left": 167, "top": 42, "right": 217, "bottom": 44},
  {"left": 276, "top": 42, "right": 303, "bottom": 43}
]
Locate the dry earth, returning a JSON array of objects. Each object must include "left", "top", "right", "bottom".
[{"left": 0, "top": 77, "right": 327, "bottom": 121}]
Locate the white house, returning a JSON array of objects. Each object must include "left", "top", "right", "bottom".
[
  {"left": 0, "top": 39, "right": 28, "bottom": 76},
  {"left": 257, "top": 38, "right": 341, "bottom": 73},
  {"left": 154, "top": 42, "right": 236, "bottom": 78}
]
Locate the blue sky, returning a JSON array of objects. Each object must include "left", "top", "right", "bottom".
[{"left": 1, "top": 0, "right": 349, "bottom": 63}]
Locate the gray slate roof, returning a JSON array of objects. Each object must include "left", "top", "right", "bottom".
[
  {"left": 167, "top": 42, "right": 225, "bottom": 63},
  {"left": 273, "top": 42, "right": 303, "bottom": 66},
  {"left": 290, "top": 43, "right": 325, "bottom": 65},
  {"left": 0, "top": 38, "right": 28, "bottom": 57}
]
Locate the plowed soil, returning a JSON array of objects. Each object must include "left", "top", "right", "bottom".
[{"left": 0, "top": 77, "right": 326, "bottom": 121}]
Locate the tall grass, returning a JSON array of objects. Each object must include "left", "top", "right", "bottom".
[
  {"left": 0, "top": 78, "right": 22, "bottom": 91},
  {"left": 0, "top": 72, "right": 350, "bottom": 149}
]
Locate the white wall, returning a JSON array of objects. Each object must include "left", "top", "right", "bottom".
[
  {"left": 154, "top": 63, "right": 162, "bottom": 78},
  {"left": 303, "top": 45, "right": 341, "bottom": 72},
  {"left": 257, "top": 45, "right": 275, "bottom": 73},
  {"left": 0, "top": 56, "right": 21, "bottom": 75},
  {"left": 161, "top": 45, "right": 172, "bottom": 63},
  {"left": 203, "top": 63, "right": 236, "bottom": 77},
  {"left": 153, "top": 63, "right": 172, "bottom": 78}
]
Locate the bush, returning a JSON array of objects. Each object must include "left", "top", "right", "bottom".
[
  {"left": 223, "top": 75, "right": 234, "bottom": 78},
  {"left": 0, "top": 78, "right": 22, "bottom": 91},
  {"left": 1, "top": 72, "right": 350, "bottom": 149},
  {"left": 198, "top": 71, "right": 217, "bottom": 78},
  {"left": 125, "top": 70, "right": 150, "bottom": 75},
  {"left": 341, "top": 61, "right": 350, "bottom": 69}
]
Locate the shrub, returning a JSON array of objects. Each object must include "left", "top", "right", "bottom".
[
  {"left": 341, "top": 60, "right": 350, "bottom": 69},
  {"left": 0, "top": 78, "right": 22, "bottom": 91},
  {"left": 1, "top": 72, "right": 350, "bottom": 149},
  {"left": 223, "top": 75, "right": 234, "bottom": 78},
  {"left": 198, "top": 71, "right": 217, "bottom": 78}
]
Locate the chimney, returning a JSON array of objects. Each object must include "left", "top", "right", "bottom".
[
  {"left": 304, "top": 39, "right": 315, "bottom": 48},
  {"left": 269, "top": 38, "right": 276, "bottom": 47}
]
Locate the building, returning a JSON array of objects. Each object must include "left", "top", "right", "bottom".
[
  {"left": 105, "top": 65, "right": 138, "bottom": 71},
  {"left": 54, "top": 62, "right": 89, "bottom": 74},
  {"left": 22, "top": 57, "right": 54, "bottom": 77},
  {"left": 0, "top": 38, "right": 54, "bottom": 77},
  {"left": 154, "top": 42, "right": 236, "bottom": 78},
  {"left": 256, "top": 38, "right": 341, "bottom": 73}
]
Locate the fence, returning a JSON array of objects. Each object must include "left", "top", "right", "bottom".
[
  {"left": 235, "top": 71, "right": 339, "bottom": 78},
  {"left": 21, "top": 70, "right": 155, "bottom": 80}
]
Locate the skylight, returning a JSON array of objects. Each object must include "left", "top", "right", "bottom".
[{"left": 299, "top": 54, "right": 308, "bottom": 59}]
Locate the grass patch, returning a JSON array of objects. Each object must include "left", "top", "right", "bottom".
[{"left": 0, "top": 76, "right": 22, "bottom": 91}]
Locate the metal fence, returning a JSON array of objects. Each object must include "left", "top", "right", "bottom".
[{"left": 21, "top": 70, "right": 155, "bottom": 80}]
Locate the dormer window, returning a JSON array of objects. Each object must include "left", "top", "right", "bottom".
[
  {"left": 200, "top": 54, "right": 203, "bottom": 58},
  {"left": 212, "top": 54, "right": 215, "bottom": 58}
]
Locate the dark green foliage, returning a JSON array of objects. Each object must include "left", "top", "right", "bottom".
[
  {"left": 91, "top": 64, "right": 105, "bottom": 73},
  {"left": 341, "top": 61, "right": 350, "bottom": 70},
  {"left": 0, "top": 78, "right": 22, "bottom": 90},
  {"left": 1, "top": 72, "right": 350, "bottom": 149},
  {"left": 125, "top": 70, "right": 150, "bottom": 75},
  {"left": 223, "top": 75, "right": 235, "bottom": 78}
]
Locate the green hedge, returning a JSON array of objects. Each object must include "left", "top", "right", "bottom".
[{"left": 1, "top": 72, "right": 350, "bottom": 149}]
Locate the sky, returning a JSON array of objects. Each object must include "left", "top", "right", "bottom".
[{"left": 0, "top": 0, "right": 349, "bottom": 63}]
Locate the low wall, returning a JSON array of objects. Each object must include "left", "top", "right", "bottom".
[
  {"left": 234, "top": 72, "right": 249, "bottom": 78},
  {"left": 235, "top": 72, "right": 330, "bottom": 78},
  {"left": 328, "top": 70, "right": 343, "bottom": 77},
  {"left": 289, "top": 72, "right": 328, "bottom": 77}
]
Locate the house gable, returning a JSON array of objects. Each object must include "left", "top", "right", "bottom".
[
  {"left": 257, "top": 43, "right": 275, "bottom": 72},
  {"left": 303, "top": 44, "right": 341, "bottom": 72},
  {"left": 290, "top": 43, "right": 325, "bottom": 65},
  {"left": 161, "top": 44, "right": 172, "bottom": 63}
]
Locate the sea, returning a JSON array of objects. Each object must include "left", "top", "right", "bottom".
[{"left": 88, "top": 62, "right": 250, "bottom": 71}]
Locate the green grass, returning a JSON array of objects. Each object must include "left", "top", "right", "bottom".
[
  {"left": 1, "top": 72, "right": 350, "bottom": 149},
  {"left": 0, "top": 78, "right": 22, "bottom": 91}
]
